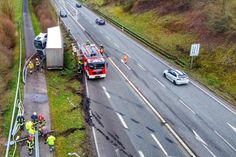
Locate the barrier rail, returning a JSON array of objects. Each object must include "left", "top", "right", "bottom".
[{"left": 92, "top": 9, "right": 187, "bottom": 67}]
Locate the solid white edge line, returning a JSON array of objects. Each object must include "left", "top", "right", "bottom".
[
  {"left": 117, "top": 113, "right": 128, "bottom": 129},
  {"left": 202, "top": 144, "right": 217, "bottom": 157},
  {"left": 138, "top": 64, "right": 146, "bottom": 71},
  {"left": 190, "top": 81, "right": 236, "bottom": 116},
  {"left": 227, "top": 122, "right": 236, "bottom": 133},
  {"left": 179, "top": 99, "right": 196, "bottom": 115},
  {"left": 138, "top": 150, "right": 145, "bottom": 157},
  {"left": 108, "top": 57, "right": 196, "bottom": 157},
  {"left": 114, "top": 42, "right": 119, "bottom": 48},
  {"left": 214, "top": 130, "right": 236, "bottom": 152},
  {"left": 150, "top": 133, "right": 168, "bottom": 156},
  {"left": 153, "top": 77, "right": 166, "bottom": 88},
  {"left": 102, "top": 86, "right": 111, "bottom": 99}
]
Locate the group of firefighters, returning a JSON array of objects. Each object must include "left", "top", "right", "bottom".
[
  {"left": 17, "top": 112, "right": 56, "bottom": 155},
  {"left": 27, "top": 57, "right": 41, "bottom": 74}
]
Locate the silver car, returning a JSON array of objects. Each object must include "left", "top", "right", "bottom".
[{"left": 163, "top": 69, "right": 189, "bottom": 85}]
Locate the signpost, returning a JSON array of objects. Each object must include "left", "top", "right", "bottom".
[{"left": 189, "top": 44, "right": 200, "bottom": 69}]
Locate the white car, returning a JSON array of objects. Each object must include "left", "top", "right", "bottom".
[{"left": 163, "top": 69, "right": 189, "bottom": 85}]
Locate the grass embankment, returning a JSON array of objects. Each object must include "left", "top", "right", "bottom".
[
  {"left": 29, "top": 0, "right": 40, "bottom": 35},
  {"left": 82, "top": 0, "right": 236, "bottom": 107},
  {"left": 0, "top": 0, "right": 24, "bottom": 156},
  {"left": 28, "top": 0, "right": 89, "bottom": 156}
]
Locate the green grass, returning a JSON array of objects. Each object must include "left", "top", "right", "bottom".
[
  {"left": 1, "top": 0, "right": 24, "bottom": 156},
  {"left": 46, "top": 30, "right": 87, "bottom": 157},
  {"left": 28, "top": 0, "right": 40, "bottom": 35}
]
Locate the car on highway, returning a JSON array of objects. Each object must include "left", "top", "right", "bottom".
[
  {"left": 163, "top": 69, "right": 189, "bottom": 85},
  {"left": 76, "top": 3, "right": 82, "bottom": 8},
  {"left": 95, "top": 18, "right": 105, "bottom": 25},
  {"left": 59, "top": 10, "right": 67, "bottom": 18}
]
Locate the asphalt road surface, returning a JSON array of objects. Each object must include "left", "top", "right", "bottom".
[
  {"left": 52, "top": 0, "right": 236, "bottom": 157},
  {"left": 20, "top": 0, "right": 52, "bottom": 156}
]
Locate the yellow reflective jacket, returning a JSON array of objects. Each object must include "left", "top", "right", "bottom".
[{"left": 46, "top": 135, "right": 56, "bottom": 145}]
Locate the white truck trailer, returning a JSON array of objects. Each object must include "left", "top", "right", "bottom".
[{"left": 46, "top": 26, "right": 64, "bottom": 69}]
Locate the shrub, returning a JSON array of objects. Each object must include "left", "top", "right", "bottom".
[{"left": 0, "top": 0, "right": 14, "bottom": 20}]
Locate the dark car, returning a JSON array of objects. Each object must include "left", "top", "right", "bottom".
[
  {"left": 60, "top": 10, "right": 67, "bottom": 18},
  {"left": 95, "top": 18, "right": 105, "bottom": 25},
  {"left": 76, "top": 3, "right": 82, "bottom": 8}
]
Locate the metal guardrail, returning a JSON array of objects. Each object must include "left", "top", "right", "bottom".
[{"left": 92, "top": 9, "right": 187, "bottom": 67}]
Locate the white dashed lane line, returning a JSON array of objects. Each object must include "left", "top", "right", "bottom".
[
  {"left": 153, "top": 77, "right": 166, "bottom": 88},
  {"left": 138, "top": 150, "right": 145, "bottom": 157},
  {"left": 102, "top": 86, "right": 111, "bottom": 99},
  {"left": 117, "top": 113, "right": 128, "bottom": 129},
  {"left": 151, "top": 133, "right": 168, "bottom": 156},
  {"left": 227, "top": 122, "right": 236, "bottom": 133},
  {"left": 137, "top": 64, "right": 146, "bottom": 71},
  {"left": 214, "top": 130, "right": 236, "bottom": 152},
  {"left": 179, "top": 99, "right": 196, "bottom": 115}
]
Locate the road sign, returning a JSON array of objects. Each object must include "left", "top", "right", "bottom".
[{"left": 190, "top": 44, "right": 200, "bottom": 56}]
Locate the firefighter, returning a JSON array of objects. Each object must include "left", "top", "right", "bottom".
[
  {"left": 99, "top": 44, "right": 104, "bottom": 55},
  {"left": 37, "top": 114, "right": 46, "bottom": 131},
  {"left": 28, "top": 127, "right": 36, "bottom": 136},
  {"left": 17, "top": 114, "right": 25, "bottom": 130},
  {"left": 25, "top": 120, "right": 33, "bottom": 132},
  {"left": 46, "top": 135, "right": 56, "bottom": 152},
  {"left": 123, "top": 54, "right": 128, "bottom": 64},
  {"left": 27, "top": 61, "right": 34, "bottom": 74},
  {"left": 35, "top": 58, "right": 40, "bottom": 72},
  {"left": 78, "top": 56, "right": 84, "bottom": 74},
  {"left": 31, "top": 112, "right": 38, "bottom": 128},
  {"left": 41, "top": 126, "right": 49, "bottom": 144},
  {"left": 27, "top": 135, "right": 34, "bottom": 155}
]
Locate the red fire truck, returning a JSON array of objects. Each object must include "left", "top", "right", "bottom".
[{"left": 79, "top": 43, "right": 107, "bottom": 79}]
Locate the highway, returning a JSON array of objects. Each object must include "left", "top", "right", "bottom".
[{"left": 51, "top": 0, "right": 236, "bottom": 157}]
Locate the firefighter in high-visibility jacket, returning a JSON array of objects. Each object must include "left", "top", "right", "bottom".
[
  {"left": 27, "top": 135, "right": 34, "bottom": 155},
  {"left": 46, "top": 135, "right": 56, "bottom": 152},
  {"left": 17, "top": 114, "right": 25, "bottom": 130},
  {"left": 28, "top": 61, "right": 34, "bottom": 74},
  {"left": 25, "top": 120, "right": 33, "bottom": 132},
  {"left": 77, "top": 56, "right": 84, "bottom": 74},
  {"left": 99, "top": 44, "right": 104, "bottom": 55},
  {"left": 35, "top": 58, "right": 40, "bottom": 72}
]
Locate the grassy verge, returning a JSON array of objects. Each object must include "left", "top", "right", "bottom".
[
  {"left": 46, "top": 29, "right": 88, "bottom": 157},
  {"left": 1, "top": 0, "right": 24, "bottom": 156},
  {"left": 28, "top": 0, "right": 40, "bottom": 35}
]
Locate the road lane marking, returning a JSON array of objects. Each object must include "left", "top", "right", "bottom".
[
  {"left": 193, "top": 130, "right": 207, "bottom": 146},
  {"left": 99, "top": 30, "right": 103, "bottom": 34},
  {"left": 138, "top": 150, "right": 145, "bottom": 157},
  {"left": 151, "top": 133, "right": 168, "bottom": 156},
  {"left": 227, "top": 122, "right": 236, "bottom": 133},
  {"left": 115, "top": 149, "right": 121, "bottom": 157},
  {"left": 114, "top": 42, "right": 119, "bottom": 48},
  {"left": 117, "top": 113, "right": 128, "bottom": 129},
  {"left": 202, "top": 145, "right": 217, "bottom": 157},
  {"left": 120, "top": 59, "right": 131, "bottom": 70},
  {"left": 102, "top": 86, "right": 110, "bottom": 99},
  {"left": 105, "top": 35, "right": 111, "bottom": 40},
  {"left": 108, "top": 57, "right": 196, "bottom": 157},
  {"left": 214, "top": 130, "right": 236, "bottom": 152},
  {"left": 153, "top": 77, "right": 166, "bottom": 88},
  {"left": 179, "top": 99, "right": 196, "bottom": 114},
  {"left": 138, "top": 64, "right": 146, "bottom": 71}
]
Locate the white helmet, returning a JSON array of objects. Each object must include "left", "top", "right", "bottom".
[{"left": 33, "top": 112, "right": 37, "bottom": 115}]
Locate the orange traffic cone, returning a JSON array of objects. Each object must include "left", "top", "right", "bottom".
[{"left": 123, "top": 54, "right": 128, "bottom": 64}]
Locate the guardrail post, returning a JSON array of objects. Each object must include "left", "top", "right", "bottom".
[{"left": 35, "top": 131, "right": 40, "bottom": 157}]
